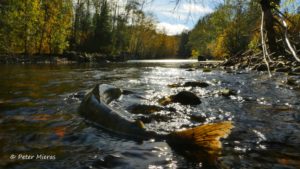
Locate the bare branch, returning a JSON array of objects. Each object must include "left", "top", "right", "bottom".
[{"left": 260, "top": 10, "right": 272, "bottom": 77}]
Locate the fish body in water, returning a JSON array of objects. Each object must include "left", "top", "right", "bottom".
[
  {"left": 79, "top": 84, "right": 155, "bottom": 138},
  {"left": 79, "top": 84, "right": 233, "bottom": 152}
]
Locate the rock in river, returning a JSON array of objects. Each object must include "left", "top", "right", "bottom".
[
  {"left": 126, "top": 104, "right": 175, "bottom": 115},
  {"left": 219, "top": 88, "right": 237, "bottom": 97},
  {"left": 168, "top": 81, "right": 209, "bottom": 88},
  {"left": 292, "top": 66, "right": 300, "bottom": 73},
  {"left": 159, "top": 91, "right": 201, "bottom": 106},
  {"left": 183, "top": 81, "right": 209, "bottom": 88}
]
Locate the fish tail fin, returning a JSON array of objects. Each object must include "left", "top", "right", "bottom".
[{"left": 167, "top": 121, "right": 234, "bottom": 152}]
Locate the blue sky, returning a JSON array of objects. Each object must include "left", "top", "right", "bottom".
[
  {"left": 116, "top": 0, "right": 300, "bottom": 36},
  {"left": 142, "top": 0, "right": 221, "bottom": 35}
]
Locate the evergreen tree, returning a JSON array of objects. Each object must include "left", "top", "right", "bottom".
[
  {"left": 94, "top": 0, "right": 112, "bottom": 53},
  {"left": 178, "top": 31, "right": 191, "bottom": 58}
]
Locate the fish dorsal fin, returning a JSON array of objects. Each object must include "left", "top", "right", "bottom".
[{"left": 135, "top": 120, "right": 145, "bottom": 129}]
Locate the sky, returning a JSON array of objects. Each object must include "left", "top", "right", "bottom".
[
  {"left": 143, "top": 0, "right": 300, "bottom": 36},
  {"left": 116, "top": 0, "right": 300, "bottom": 36},
  {"left": 141, "top": 0, "right": 221, "bottom": 35}
]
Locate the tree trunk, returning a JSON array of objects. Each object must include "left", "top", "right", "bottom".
[
  {"left": 260, "top": 0, "right": 279, "bottom": 55},
  {"left": 39, "top": 3, "right": 48, "bottom": 54},
  {"left": 23, "top": 0, "right": 29, "bottom": 55}
]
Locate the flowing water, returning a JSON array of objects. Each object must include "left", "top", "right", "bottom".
[{"left": 0, "top": 61, "right": 300, "bottom": 169}]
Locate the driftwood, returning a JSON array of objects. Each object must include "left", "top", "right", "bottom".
[{"left": 260, "top": 11, "right": 272, "bottom": 77}]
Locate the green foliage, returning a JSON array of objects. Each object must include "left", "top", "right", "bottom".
[
  {"left": 93, "top": 1, "right": 112, "bottom": 53},
  {"left": 0, "top": 0, "right": 72, "bottom": 55},
  {"left": 191, "top": 49, "right": 200, "bottom": 58},
  {"left": 188, "top": 0, "right": 261, "bottom": 58},
  {"left": 0, "top": 0, "right": 299, "bottom": 60},
  {"left": 69, "top": 0, "right": 179, "bottom": 58},
  {"left": 178, "top": 31, "right": 191, "bottom": 58}
]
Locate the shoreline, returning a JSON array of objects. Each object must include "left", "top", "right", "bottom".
[
  {"left": 0, "top": 52, "right": 127, "bottom": 64},
  {"left": 1, "top": 52, "right": 299, "bottom": 76}
]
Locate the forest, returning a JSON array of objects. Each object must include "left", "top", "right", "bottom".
[
  {"left": 187, "top": 0, "right": 300, "bottom": 60},
  {"left": 0, "top": 0, "right": 299, "bottom": 61},
  {"left": 0, "top": 0, "right": 178, "bottom": 59}
]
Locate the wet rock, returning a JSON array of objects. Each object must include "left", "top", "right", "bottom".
[
  {"left": 288, "top": 72, "right": 300, "bottom": 76},
  {"left": 122, "top": 89, "right": 136, "bottom": 95},
  {"left": 202, "top": 67, "right": 212, "bottom": 72},
  {"left": 159, "top": 91, "right": 201, "bottom": 106},
  {"left": 292, "top": 66, "right": 300, "bottom": 73},
  {"left": 255, "top": 64, "right": 268, "bottom": 71},
  {"left": 93, "top": 154, "right": 126, "bottom": 168},
  {"left": 168, "top": 81, "right": 209, "bottom": 88},
  {"left": 167, "top": 83, "right": 181, "bottom": 88},
  {"left": 225, "top": 69, "right": 235, "bottom": 74},
  {"left": 158, "top": 97, "right": 173, "bottom": 106},
  {"left": 127, "top": 104, "right": 163, "bottom": 115},
  {"left": 250, "top": 57, "right": 260, "bottom": 63},
  {"left": 138, "top": 113, "right": 172, "bottom": 123},
  {"left": 286, "top": 77, "right": 300, "bottom": 87},
  {"left": 186, "top": 68, "right": 195, "bottom": 71},
  {"left": 275, "top": 62, "right": 285, "bottom": 68},
  {"left": 237, "top": 62, "right": 248, "bottom": 69},
  {"left": 190, "top": 114, "right": 206, "bottom": 123},
  {"left": 275, "top": 67, "right": 291, "bottom": 72},
  {"left": 171, "top": 91, "right": 201, "bottom": 105},
  {"left": 219, "top": 88, "right": 237, "bottom": 97},
  {"left": 137, "top": 116, "right": 153, "bottom": 123},
  {"left": 292, "top": 61, "right": 300, "bottom": 67},
  {"left": 183, "top": 81, "right": 209, "bottom": 88},
  {"left": 180, "top": 64, "right": 193, "bottom": 69}
]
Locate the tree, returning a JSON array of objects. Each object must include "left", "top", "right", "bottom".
[
  {"left": 260, "top": 0, "right": 281, "bottom": 55},
  {"left": 0, "top": 0, "right": 72, "bottom": 55},
  {"left": 178, "top": 31, "right": 191, "bottom": 58},
  {"left": 94, "top": 0, "right": 112, "bottom": 53}
]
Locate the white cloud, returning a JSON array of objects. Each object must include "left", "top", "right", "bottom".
[
  {"left": 146, "top": 3, "right": 213, "bottom": 19},
  {"left": 114, "top": 1, "right": 214, "bottom": 35},
  {"left": 181, "top": 4, "right": 214, "bottom": 14},
  {"left": 156, "top": 22, "right": 189, "bottom": 35}
]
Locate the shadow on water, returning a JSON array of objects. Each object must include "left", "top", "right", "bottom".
[{"left": 0, "top": 61, "right": 300, "bottom": 168}]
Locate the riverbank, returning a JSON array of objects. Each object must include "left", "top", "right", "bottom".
[
  {"left": 1, "top": 51, "right": 300, "bottom": 77},
  {"left": 0, "top": 51, "right": 127, "bottom": 64},
  {"left": 222, "top": 52, "right": 300, "bottom": 75}
]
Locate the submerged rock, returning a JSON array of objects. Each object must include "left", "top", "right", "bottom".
[
  {"left": 159, "top": 91, "right": 201, "bottom": 106},
  {"left": 127, "top": 104, "right": 163, "bottom": 114},
  {"left": 219, "top": 88, "right": 237, "bottom": 97},
  {"left": 137, "top": 113, "right": 173, "bottom": 123},
  {"left": 254, "top": 64, "right": 268, "bottom": 71},
  {"left": 168, "top": 81, "right": 209, "bottom": 88},
  {"left": 183, "top": 81, "right": 209, "bottom": 88},
  {"left": 190, "top": 114, "right": 206, "bottom": 123},
  {"left": 202, "top": 67, "right": 212, "bottom": 72},
  {"left": 275, "top": 67, "right": 291, "bottom": 72},
  {"left": 126, "top": 104, "right": 175, "bottom": 115},
  {"left": 286, "top": 77, "right": 300, "bottom": 87},
  {"left": 292, "top": 66, "right": 300, "bottom": 73},
  {"left": 167, "top": 83, "right": 181, "bottom": 88},
  {"left": 172, "top": 91, "right": 201, "bottom": 105},
  {"left": 186, "top": 68, "right": 196, "bottom": 71}
]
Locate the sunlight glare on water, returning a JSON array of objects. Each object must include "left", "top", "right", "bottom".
[{"left": 127, "top": 59, "right": 198, "bottom": 63}]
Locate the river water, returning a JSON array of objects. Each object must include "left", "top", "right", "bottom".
[{"left": 0, "top": 61, "right": 300, "bottom": 169}]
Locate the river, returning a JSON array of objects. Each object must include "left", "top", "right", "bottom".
[{"left": 0, "top": 61, "right": 299, "bottom": 169}]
